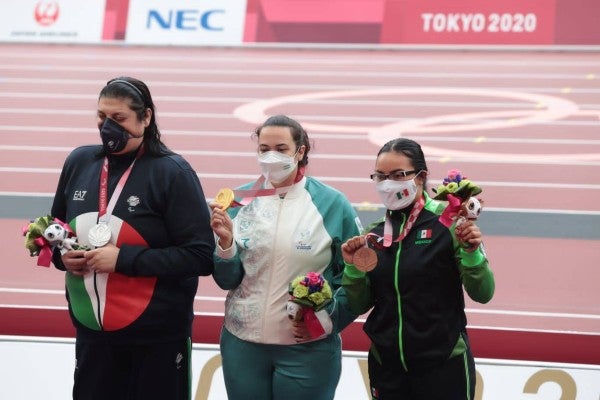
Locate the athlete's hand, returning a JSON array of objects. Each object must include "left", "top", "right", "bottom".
[
  {"left": 290, "top": 313, "right": 312, "bottom": 343},
  {"left": 455, "top": 220, "right": 482, "bottom": 252},
  {"left": 209, "top": 202, "right": 234, "bottom": 249},
  {"left": 341, "top": 235, "right": 367, "bottom": 264},
  {"left": 84, "top": 243, "right": 119, "bottom": 273},
  {"left": 61, "top": 249, "right": 90, "bottom": 276}
]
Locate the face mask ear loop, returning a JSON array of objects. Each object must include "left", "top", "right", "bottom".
[
  {"left": 293, "top": 145, "right": 305, "bottom": 162},
  {"left": 415, "top": 169, "right": 428, "bottom": 181}
]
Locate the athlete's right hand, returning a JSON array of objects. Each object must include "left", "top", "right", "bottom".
[
  {"left": 61, "top": 249, "right": 90, "bottom": 276},
  {"left": 341, "top": 235, "right": 367, "bottom": 264},
  {"left": 209, "top": 202, "right": 234, "bottom": 249}
]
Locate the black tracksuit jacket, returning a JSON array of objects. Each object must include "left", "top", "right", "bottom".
[{"left": 51, "top": 144, "right": 215, "bottom": 344}]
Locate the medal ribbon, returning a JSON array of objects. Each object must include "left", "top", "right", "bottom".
[
  {"left": 98, "top": 145, "right": 145, "bottom": 223},
  {"left": 232, "top": 166, "right": 305, "bottom": 207},
  {"left": 382, "top": 195, "right": 425, "bottom": 247}
]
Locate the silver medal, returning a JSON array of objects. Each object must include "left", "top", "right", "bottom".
[{"left": 88, "top": 223, "right": 111, "bottom": 247}]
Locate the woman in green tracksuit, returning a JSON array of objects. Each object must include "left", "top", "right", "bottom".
[{"left": 341, "top": 138, "right": 495, "bottom": 400}]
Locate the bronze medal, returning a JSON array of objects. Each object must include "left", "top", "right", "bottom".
[
  {"left": 353, "top": 246, "right": 378, "bottom": 272},
  {"left": 215, "top": 188, "right": 234, "bottom": 210},
  {"left": 88, "top": 223, "right": 111, "bottom": 248}
]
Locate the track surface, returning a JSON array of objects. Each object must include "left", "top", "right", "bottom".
[{"left": 1, "top": 43, "right": 599, "bottom": 364}]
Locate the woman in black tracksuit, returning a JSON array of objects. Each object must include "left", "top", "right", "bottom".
[
  {"left": 50, "top": 77, "right": 215, "bottom": 399},
  {"left": 342, "top": 138, "right": 494, "bottom": 400}
]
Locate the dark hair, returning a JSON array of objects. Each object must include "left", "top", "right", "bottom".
[
  {"left": 253, "top": 115, "right": 311, "bottom": 167},
  {"left": 98, "top": 76, "right": 173, "bottom": 157},
  {"left": 377, "top": 138, "right": 429, "bottom": 188}
]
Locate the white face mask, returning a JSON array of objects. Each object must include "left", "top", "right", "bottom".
[
  {"left": 258, "top": 151, "right": 297, "bottom": 184},
  {"left": 376, "top": 178, "right": 418, "bottom": 210}
]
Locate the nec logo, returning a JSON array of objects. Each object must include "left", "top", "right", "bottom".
[{"left": 147, "top": 9, "right": 224, "bottom": 31}]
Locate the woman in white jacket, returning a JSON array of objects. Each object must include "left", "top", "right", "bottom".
[{"left": 209, "top": 115, "right": 362, "bottom": 400}]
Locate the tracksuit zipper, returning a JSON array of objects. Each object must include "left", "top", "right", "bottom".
[
  {"left": 261, "top": 196, "right": 284, "bottom": 339},
  {"left": 394, "top": 212, "right": 408, "bottom": 371},
  {"left": 93, "top": 271, "right": 103, "bottom": 330}
]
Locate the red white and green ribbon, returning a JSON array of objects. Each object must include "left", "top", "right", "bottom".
[
  {"left": 231, "top": 166, "right": 305, "bottom": 207},
  {"left": 382, "top": 195, "right": 425, "bottom": 247}
]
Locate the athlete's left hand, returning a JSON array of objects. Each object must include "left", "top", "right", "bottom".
[
  {"left": 455, "top": 220, "right": 482, "bottom": 251},
  {"left": 84, "top": 243, "right": 119, "bottom": 273},
  {"left": 291, "top": 315, "right": 311, "bottom": 343}
]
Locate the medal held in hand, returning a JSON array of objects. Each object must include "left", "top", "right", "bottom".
[
  {"left": 88, "top": 223, "right": 111, "bottom": 248},
  {"left": 352, "top": 246, "right": 378, "bottom": 272},
  {"left": 215, "top": 188, "right": 235, "bottom": 210}
]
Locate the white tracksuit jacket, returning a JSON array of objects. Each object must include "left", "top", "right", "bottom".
[{"left": 213, "top": 176, "right": 362, "bottom": 344}]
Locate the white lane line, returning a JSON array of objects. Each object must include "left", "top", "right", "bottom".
[
  {"left": 1, "top": 192, "right": 599, "bottom": 215},
  {"left": 0, "top": 167, "right": 599, "bottom": 188},
  {"left": 0, "top": 63, "right": 594, "bottom": 80},
  {"left": 0, "top": 167, "right": 599, "bottom": 189},
  {"left": 466, "top": 308, "right": 600, "bottom": 320},
  {"left": 1, "top": 50, "right": 599, "bottom": 67},
  {"left": 0, "top": 294, "right": 597, "bottom": 322},
  {"left": 3, "top": 77, "right": 600, "bottom": 94},
  {"left": 2, "top": 126, "right": 600, "bottom": 141},
  {"left": 7, "top": 91, "right": 600, "bottom": 110}
]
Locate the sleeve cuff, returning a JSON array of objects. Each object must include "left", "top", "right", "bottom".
[
  {"left": 343, "top": 261, "right": 366, "bottom": 279},
  {"left": 51, "top": 247, "right": 66, "bottom": 271},
  {"left": 460, "top": 247, "right": 485, "bottom": 267},
  {"left": 216, "top": 237, "right": 236, "bottom": 259}
]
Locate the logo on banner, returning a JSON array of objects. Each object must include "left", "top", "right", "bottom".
[
  {"left": 34, "top": 1, "right": 60, "bottom": 27},
  {"left": 147, "top": 9, "right": 225, "bottom": 31},
  {"left": 125, "top": 0, "right": 246, "bottom": 45}
]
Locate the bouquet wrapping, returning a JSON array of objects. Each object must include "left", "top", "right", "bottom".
[
  {"left": 22, "top": 215, "right": 86, "bottom": 267},
  {"left": 432, "top": 169, "right": 483, "bottom": 228},
  {"left": 287, "top": 272, "right": 333, "bottom": 339}
]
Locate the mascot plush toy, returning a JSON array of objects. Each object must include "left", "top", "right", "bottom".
[
  {"left": 22, "top": 215, "right": 84, "bottom": 267},
  {"left": 432, "top": 169, "right": 483, "bottom": 228}
]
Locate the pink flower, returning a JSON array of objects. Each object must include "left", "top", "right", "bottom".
[
  {"left": 289, "top": 272, "right": 333, "bottom": 311},
  {"left": 443, "top": 169, "right": 465, "bottom": 185},
  {"left": 306, "top": 272, "right": 321, "bottom": 286},
  {"left": 447, "top": 169, "right": 461, "bottom": 180}
]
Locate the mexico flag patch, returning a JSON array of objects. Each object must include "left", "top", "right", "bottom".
[{"left": 418, "top": 229, "right": 432, "bottom": 239}]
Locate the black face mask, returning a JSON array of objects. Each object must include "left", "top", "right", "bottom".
[{"left": 99, "top": 118, "right": 140, "bottom": 153}]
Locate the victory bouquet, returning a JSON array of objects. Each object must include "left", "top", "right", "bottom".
[
  {"left": 22, "top": 215, "right": 87, "bottom": 267},
  {"left": 287, "top": 272, "right": 333, "bottom": 339},
  {"left": 432, "top": 169, "right": 482, "bottom": 203},
  {"left": 432, "top": 169, "right": 484, "bottom": 248}
]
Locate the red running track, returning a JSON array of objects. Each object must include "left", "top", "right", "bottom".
[{"left": 0, "top": 43, "right": 599, "bottom": 365}]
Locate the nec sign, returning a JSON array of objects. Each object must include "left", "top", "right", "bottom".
[{"left": 147, "top": 9, "right": 224, "bottom": 31}]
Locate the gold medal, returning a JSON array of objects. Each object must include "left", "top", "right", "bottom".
[
  {"left": 353, "top": 246, "right": 378, "bottom": 272},
  {"left": 215, "top": 188, "right": 234, "bottom": 210},
  {"left": 88, "top": 223, "right": 111, "bottom": 248}
]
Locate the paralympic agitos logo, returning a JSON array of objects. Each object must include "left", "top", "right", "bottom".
[{"left": 34, "top": 1, "right": 60, "bottom": 27}]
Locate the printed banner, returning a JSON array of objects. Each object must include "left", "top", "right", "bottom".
[
  {"left": 2, "top": 0, "right": 597, "bottom": 46},
  {"left": 380, "top": 0, "right": 556, "bottom": 45},
  {"left": 0, "top": 0, "right": 106, "bottom": 43},
  {"left": 1, "top": 337, "right": 599, "bottom": 400},
  {"left": 125, "top": 0, "right": 247, "bottom": 45}
]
